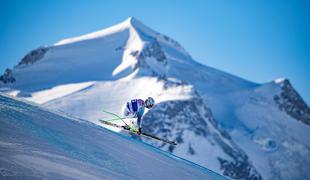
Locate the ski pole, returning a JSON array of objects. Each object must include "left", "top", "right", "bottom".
[
  {"left": 102, "top": 109, "right": 130, "bottom": 127},
  {"left": 104, "top": 117, "right": 126, "bottom": 122}
]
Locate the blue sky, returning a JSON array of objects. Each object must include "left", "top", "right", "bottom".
[{"left": 0, "top": 0, "right": 309, "bottom": 103}]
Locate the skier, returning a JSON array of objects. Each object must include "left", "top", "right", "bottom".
[{"left": 122, "top": 97, "right": 155, "bottom": 134}]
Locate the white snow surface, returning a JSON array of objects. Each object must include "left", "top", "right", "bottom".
[
  {"left": 1, "top": 17, "right": 309, "bottom": 179},
  {"left": 0, "top": 93, "right": 225, "bottom": 180}
]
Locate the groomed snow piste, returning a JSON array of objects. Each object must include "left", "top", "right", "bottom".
[{"left": 0, "top": 93, "right": 227, "bottom": 179}]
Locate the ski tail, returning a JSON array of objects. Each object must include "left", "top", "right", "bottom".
[{"left": 141, "top": 132, "right": 177, "bottom": 145}]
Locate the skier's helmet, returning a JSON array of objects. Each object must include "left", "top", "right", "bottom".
[{"left": 145, "top": 97, "right": 155, "bottom": 109}]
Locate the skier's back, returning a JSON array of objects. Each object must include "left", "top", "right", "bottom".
[{"left": 123, "top": 97, "right": 155, "bottom": 134}]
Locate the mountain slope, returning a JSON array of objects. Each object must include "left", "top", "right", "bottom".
[
  {"left": 43, "top": 77, "right": 261, "bottom": 179},
  {"left": 0, "top": 93, "right": 225, "bottom": 179},
  {"left": 1, "top": 17, "right": 309, "bottom": 179}
]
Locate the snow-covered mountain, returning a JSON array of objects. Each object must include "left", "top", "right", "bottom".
[
  {"left": 1, "top": 17, "right": 309, "bottom": 179},
  {"left": 0, "top": 93, "right": 225, "bottom": 179}
]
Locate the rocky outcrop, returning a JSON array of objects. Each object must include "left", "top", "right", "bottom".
[
  {"left": 130, "top": 40, "right": 167, "bottom": 77},
  {"left": 274, "top": 79, "right": 310, "bottom": 125},
  {"left": 17, "top": 46, "right": 49, "bottom": 67},
  {"left": 0, "top": 46, "right": 49, "bottom": 85},
  {"left": 142, "top": 82, "right": 261, "bottom": 179},
  {"left": 0, "top": 68, "right": 15, "bottom": 84},
  {"left": 138, "top": 40, "right": 167, "bottom": 65}
]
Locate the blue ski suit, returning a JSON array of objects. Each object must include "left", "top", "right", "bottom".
[{"left": 122, "top": 99, "right": 145, "bottom": 128}]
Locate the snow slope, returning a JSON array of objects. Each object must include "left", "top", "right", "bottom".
[
  {"left": 42, "top": 77, "right": 261, "bottom": 179},
  {"left": 0, "top": 93, "right": 225, "bottom": 179},
  {"left": 1, "top": 17, "right": 309, "bottom": 179}
]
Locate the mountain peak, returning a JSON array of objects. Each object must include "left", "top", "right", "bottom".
[
  {"left": 273, "top": 77, "right": 288, "bottom": 85},
  {"left": 272, "top": 77, "right": 310, "bottom": 125},
  {"left": 125, "top": 17, "right": 148, "bottom": 28},
  {"left": 125, "top": 16, "right": 138, "bottom": 24},
  {"left": 54, "top": 17, "right": 157, "bottom": 46},
  {"left": 124, "top": 16, "right": 159, "bottom": 38}
]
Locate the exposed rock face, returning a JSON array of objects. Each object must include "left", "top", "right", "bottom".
[
  {"left": 142, "top": 85, "right": 261, "bottom": 180},
  {"left": 162, "top": 35, "right": 183, "bottom": 50},
  {"left": 0, "top": 68, "right": 15, "bottom": 84},
  {"left": 131, "top": 40, "right": 168, "bottom": 77},
  {"left": 217, "top": 144, "right": 261, "bottom": 180},
  {"left": 0, "top": 46, "right": 49, "bottom": 85},
  {"left": 274, "top": 79, "right": 310, "bottom": 125},
  {"left": 138, "top": 40, "right": 167, "bottom": 65},
  {"left": 17, "top": 46, "right": 49, "bottom": 67}
]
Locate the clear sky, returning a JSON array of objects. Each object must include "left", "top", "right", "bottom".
[{"left": 0, "top": 0, "right": 309, "bottom": 104}]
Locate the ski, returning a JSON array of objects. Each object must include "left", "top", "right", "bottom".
[{"left": 99, "top": 119, "right": 177, "bottom": 145}]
